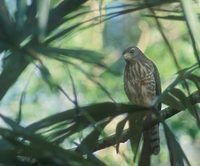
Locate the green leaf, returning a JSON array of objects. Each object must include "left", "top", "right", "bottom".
[
  {"left": 45, "top": 23, "right": 83, "bottom": 43},
  {"left": 68, "top": 62, "right": 115, "bottom": 101},
  {"left": 37, "top": 64, "right": 58, "bottom": 91},
  {"left": 0, "top": 114, "right": 24, "bottom": 132},
  {"left": 16, "top": 72, "right": 33, "bottom": 124},
  {"left": 48, "top": 0, "right": 87, "bottom": 33},
  {"left": 161, "top": 90, "right": 185, "bottom": 110},
  {"left": 0, "top": 128, "right": 95, "bottom": 166},
  {"left": 0, "top": 0, "right": 12, "bottom": 34},
  {"left": 98, "top": 0, "right": 104, "bottom": 21},
  {"left": 169, "top": 88, "right": 199, "bottom": 125},
  {"left": 0, "top": 53, "right": 29, "bottom": 100},
  {"left": 22, "top": 1, "right": 38, "bottom": 41},
  {"left": 187, "top": 74, "right": 200, "bottom": 90},
  {"left": 76, "top": 120, "right": 109, "bottom": 154},
  {"left": 38, "top": 0, "right": 50, "bottom": 39},
  {"left": 27, "top": 0, "right": 37, "bottom": 20},
  {"left": 26, "top": 102, "right": 146, "bottom": 133},
  {"left": 116, "top": 117, "right": 127, "bottom": 153},
  {"left": 154, "top": 63, "right": 199, "bottom": 106},
  {"left": 15, "top": 0, "right": 27, "bottom": 29},
  {"left": 183, "top": 74, "right": 200, "bottom": 126},
  {"left": 143, "top": 14, "right": 185, "bottom": 21},
  {"left": 167, "top": 88, "right": 200, "bottom": 126},
  {"left": 128, "top": 112, "right": 145, "bottom": 161},
  {"left": 181, "top": 0, "right": 200, "bottom": 64},
  {"left": 163, "top": 123, "right": 191, "bottom": 166},
  {"left": 33, "top": 46, "right": 105, "bottom": 67},
  {"left": 16, "top": 91, "right": 25, "bottom": 124},
  {"left": 138, "top": 130, "right": 151, "bottom": 166},
  {"left": 169, "top": 88, "right": 187, "bottom": 108}
]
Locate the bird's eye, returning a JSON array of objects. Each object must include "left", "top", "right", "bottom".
[{"left": 130, "top": 48, "right": 135, "bottom": 53}]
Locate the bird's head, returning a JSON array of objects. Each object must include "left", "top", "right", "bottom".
[{"left": 123, "top": 46, "right": 143, "bottom": 62}]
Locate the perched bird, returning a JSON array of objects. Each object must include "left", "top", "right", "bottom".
[{"left": 123, "top": 46, "right": 161, "bottom": 160}]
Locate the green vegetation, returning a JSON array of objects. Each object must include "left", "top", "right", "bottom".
[{"left": 0, "top": 0, "right": 199, "bottom": 165}]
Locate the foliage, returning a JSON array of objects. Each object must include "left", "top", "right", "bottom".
[{"left": 0, "top": 0, "right": 200, "bottom": 165}]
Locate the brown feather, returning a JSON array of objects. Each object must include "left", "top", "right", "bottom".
[{"left": 123, "top": 47, "right": 161, "bottom": 158}]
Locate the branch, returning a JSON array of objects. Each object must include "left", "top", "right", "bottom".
[{"left": 91, "top": 90, "right": 200, "bottom": 153}]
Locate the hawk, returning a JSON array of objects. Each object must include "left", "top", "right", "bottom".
[{"left": 123, "top": 46, "right": 161, "bottom": 157}]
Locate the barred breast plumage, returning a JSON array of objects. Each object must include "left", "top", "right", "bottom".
[
  {"left": 124, "top": 60, "right": 156, "bottom": 106},
  {"left": 123, "top": 46, "right": 161, "bottom": 156}
]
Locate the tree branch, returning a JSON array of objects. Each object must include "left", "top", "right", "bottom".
[{"left": 92, "top": 90, "right": 200, "bottom": 153}]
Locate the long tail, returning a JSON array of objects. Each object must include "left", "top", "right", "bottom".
[
  {"left": 149, "top": 124, "right": 160, "bottom": 155},
  {"left": 138, "top": 125, "right": 160, "bottom": 166}
]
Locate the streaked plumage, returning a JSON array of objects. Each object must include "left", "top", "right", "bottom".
[{"left": 123, "top": 46, "right": 161, "bottom": 155}]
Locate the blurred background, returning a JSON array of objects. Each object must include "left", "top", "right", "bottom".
[{"left": 0, "top": 0, "right": 200, "bottom": 165}]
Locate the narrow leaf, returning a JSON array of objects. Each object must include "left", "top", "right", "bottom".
[
  {"left": 36, "top": 64, "right": 57, "bottom": 91},
  {"left": 161, "top": 90, "right": 185, "bottom": 110},
  {"left": 116, "top": 117, "right": 127, "bottom": 153},
  {"left": 181, "top": 0, "right": 200, "bottom": 64},
  {"left": 26, "top": 103, "right": 146, "bottom": 132},
  {"left": 48, "top": 0, "right": 87, "bottom": 32},
  {"left": 128, "top": 112, "right": 145, "bottom": 160},
  {"left": 33, "top": 46, "right": 105, "bottom": 67},
  {"left": 187, "top": 74, "right": 200, "bottom": 90},
  {"left": 163, "top": 123, "right": 191, "bottom": 166},
  {"left": 76, "top": 120, "right": 109, "bottom": 154}
]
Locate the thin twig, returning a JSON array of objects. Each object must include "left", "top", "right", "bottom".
[
  {"left": 65, "top": 65, "right": 79, "bottom": 109},
  {"left": 67, "top": 61, "right": 116, "bottom": 102},
  {"left": 17, "top": 67, "right": 36, "bottom": 124},
  {"left": 180, "top": 0, "right": 200, "bottom": 65},
  {"left": 148, "top": 6, "right": 181, "bottom": 70},
  {"left": 57, "top": 86, "right": 74, "bottom": 103}
]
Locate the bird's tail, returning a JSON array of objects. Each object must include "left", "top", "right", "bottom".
[{"left": 149, "top": 124, "right": 160, "bottom": 155}]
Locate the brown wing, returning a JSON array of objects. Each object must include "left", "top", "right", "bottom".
[{"left": 153, "top": 63, "right": 161, "bottom": 110}]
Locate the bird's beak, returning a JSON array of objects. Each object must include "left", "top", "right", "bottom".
[{"left": 123, "top": 53, "right": 132, "bottom": 61}]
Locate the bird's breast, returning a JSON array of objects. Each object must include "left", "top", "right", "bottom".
[{"left": 124, "top": 62, "right": 156, "bottom": 106}]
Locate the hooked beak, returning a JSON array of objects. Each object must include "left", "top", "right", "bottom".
[{"left": 123, "top": 52, "right": 132, "bottom": 61}]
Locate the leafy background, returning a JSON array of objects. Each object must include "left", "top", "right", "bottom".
[{"left": 0, "top": 0, "right": 200, "bottom": 165}]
